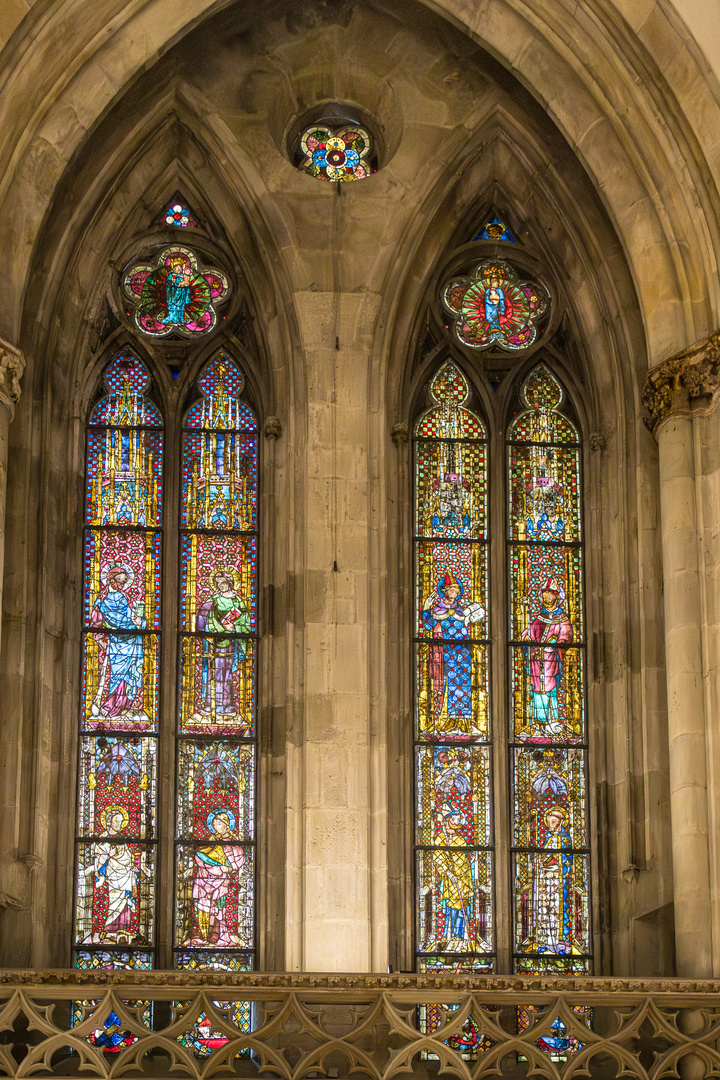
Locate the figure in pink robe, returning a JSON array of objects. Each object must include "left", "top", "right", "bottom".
[
  {"left": 521, "top": 577, "right": 573, "bottom": 735},
  {"left": 183, "top": 810, "right": 246, "bottom": 947}
]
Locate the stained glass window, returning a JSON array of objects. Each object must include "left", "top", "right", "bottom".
[
  {"left": 122, "top": 246, "right": 230, "bottom": 338},
  {"left": 163, "top": 203, "right": 197, "bottom": 228},
  {"left": 74, "top": 349, "right": 162, "bottom": 969},
  {"left": 174, "top": 351, "right": 257, "bottom": 978},
  {"left": 413, "top": 361, "right": 493, "bottom": 975},
  {"left": 472, "top": 215, "right": 515, "bottom": 242},
  {"left": 507, "top": 365, "right": 590, "bottom": 975},
  {"left": 299, "top": 123, "right": 372, "bottom": 181},
  {"left": 442, "top": 260, "right": 549, "bottom": 351}
]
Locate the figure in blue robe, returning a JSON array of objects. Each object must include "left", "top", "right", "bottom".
[
  {"left": 484, "top": 276, "right": 506, "bottom": 332},
  {"left": 422, "top": 572, "right": 483, "bottom": 732},
  {"left": 90, "top": 566, "right": 146, "bottom": 717},
  {"left": 163, "top": 258, "right": 192, "bottom": 323}
]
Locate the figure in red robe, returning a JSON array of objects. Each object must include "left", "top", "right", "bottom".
[{"left": 521, "top": 578, "right": 573, "bottom": 735}]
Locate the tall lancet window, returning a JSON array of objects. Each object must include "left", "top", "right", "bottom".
[
  {"left": 175, "top": 351, "right": 257, "bottom": 975},
  {"left": 413, "top": 361, "right": 493, "bottom": 974},
  {"left": 74, "top": 350, "right": 162, "bottom": 969},
  {"left": 508, "top": 365, "right": 590, "bottom": 975}
]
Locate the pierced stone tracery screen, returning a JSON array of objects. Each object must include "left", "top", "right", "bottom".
[{"left": 413, "top": 361, "right": 493, "bottom": 975}]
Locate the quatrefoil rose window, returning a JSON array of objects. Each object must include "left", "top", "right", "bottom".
[
  {"left": 442, "top": 259, "right": 549, "bottom": 351},
  {"left": 122, "top": 246, "right": 230, "bottom": 337},
  {"left": 299, "top": 124, "right": 372, "bottom": 182}
]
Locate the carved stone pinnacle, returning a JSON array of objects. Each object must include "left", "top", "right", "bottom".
[
  {"left": 0, "top": 338, "right": 25, "bottom": 419},
  {"left": 643, "top": 330, "right": 720, "bottom": 434}
]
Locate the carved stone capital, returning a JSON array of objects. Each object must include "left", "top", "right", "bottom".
[
  {"left": 643, "top": 330, "right": 720, "bottom": 434},
  {"left": 264, "top": 415, "right": 282, "bottom": 440},
  {"left": 0, "top": 339, "right": 25, "bottom": 419},
  {"left": 391, "top": 421, "right": 409, "bottom": 446}
]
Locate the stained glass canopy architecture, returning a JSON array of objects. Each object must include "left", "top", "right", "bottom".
[{"left": 442, "top": 259, "right": 549, "bottom": 351}]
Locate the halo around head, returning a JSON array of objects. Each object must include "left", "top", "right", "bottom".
[
  {"left": 101, "top": 804, "right": 130, "bottom": 831},
  {"left": 212, "top": 566, "right": 242, "bottom": 591},
  {"left": 100, "top": 561, "right": 135, "bottom": 588},
  {"left": 207, "top": 808, "right": 236, "bottom": 833}
]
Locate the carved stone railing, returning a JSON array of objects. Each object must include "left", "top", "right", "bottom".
[{"left": 1, "top": 972, "right": 720, "bottom": 1078}]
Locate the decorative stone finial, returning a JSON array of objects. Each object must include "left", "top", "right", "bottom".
[
  {"left": 643, "top": 330, "right": 720, "bottom": 434},
  {"left": 391, "top": 421, "right": 409, "bottom": 446},
  {"left": 264, "top": 415, "right": 282, "bottom": 440},
  {"left": 0, "top": 339, "right": 25, "bottom": 419}
]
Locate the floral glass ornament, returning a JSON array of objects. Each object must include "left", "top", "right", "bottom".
[
  {"left": 442, "top": 259, "right": 549, "bottom": 351},
  {"left": 299, "top": 124, "right": 372, "bottom": 182},
  {"left": 122, "top": 246, "right": 229, "bottom": 338},
  {"left": 164, "top": 203, "right": 197, "bottom": 228}
]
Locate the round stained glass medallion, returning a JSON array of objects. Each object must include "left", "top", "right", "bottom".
[{"left": 299, "top": 124, "right": 372, "bottom": 182}]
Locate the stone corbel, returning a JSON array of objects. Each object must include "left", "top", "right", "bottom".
[
  {"left": 0, "top": 338, "right": 25, "bottom": 420},
  {"left": 264, "top": 416, "right": 282, "bottom": 440},
  {"left": 391, "top": 421, "right": 409, "bottom": 446},
  {"left": 643, "top": 330, "right": 720, "bottom": 435}
]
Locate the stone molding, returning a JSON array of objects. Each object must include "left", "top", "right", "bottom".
[
  {"left": 2, "top": 970, "right": 719, "bottom": 992},
  {"left": 643, "top": 330, "right": 720, "bottom": 434},
  {"left": 0, "top": 338, "right": 25, "bottom": 419}
]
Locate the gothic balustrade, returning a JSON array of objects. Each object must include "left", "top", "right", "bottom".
[{"left": 0, "top": 972, "right": 719, "bottom": 1079}]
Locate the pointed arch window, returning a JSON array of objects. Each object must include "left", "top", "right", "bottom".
[
  {"left": 508, "top": 365, "right": 590, "bottom": 975},
  {"left": 413, "top": 361, "right": 493, "bottom": 974},
  {"left": 175, "top": 352, "right": 257, "bottom": 972},
  {"left": 411, "top": 360, "right": 591, "bottom": 979},
  {"left": 74, "top": 350, "right": 162, "bottom": 968},
  {"left": 73, "top": 346, "right": 258, "bottom": 981}
]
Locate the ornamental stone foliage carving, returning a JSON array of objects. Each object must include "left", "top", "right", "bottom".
[
  {"left": 122, "top": 246, "right": 230, "bottom": 338},
  {"left": 442, "top": 260, "right": 549, "bottom": 351},
  {"left": 1, "top": 975, "right": 720, "bottom": 1077},
  {"left": 643, "top": 330, "right": 720, "bottom": 433},
  {"left": 0, "top": 338, "right": 25, "bottom": 418}
]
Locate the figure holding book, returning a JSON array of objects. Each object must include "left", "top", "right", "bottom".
[{"left": 197, "top": 569, "right": 250, "bottom": 717}]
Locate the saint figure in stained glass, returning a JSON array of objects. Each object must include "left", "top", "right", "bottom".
[
  {"left": 442, "top": 259, "right": 548, "bottom": 351},
  {"left": 421, "top": 572, "right": 485, "bottom": 733},
  {"left": 533, "top": 806, "right": 574, "bottom": 952},
  {"left": 520, "top": 577, "right": 573, "bottom": 738},
  {"left": 81, "top": 808, "right": 152, "bottom": 946},
  {"left": 181, "top": 811, "right": 247, "bottom": 947},
  {"left": 198, "top": 569, "right": 251, "bottom": 719},
  {"left": 89, "top": 563, "right": 147, "bottom": 720},
  {"left": 123, "top": 246, "right": 229, "bottom": 337}
]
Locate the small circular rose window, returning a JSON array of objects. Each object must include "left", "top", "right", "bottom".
[{"left": 299, "top": 124, "right": 372, "bottom": 182}]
